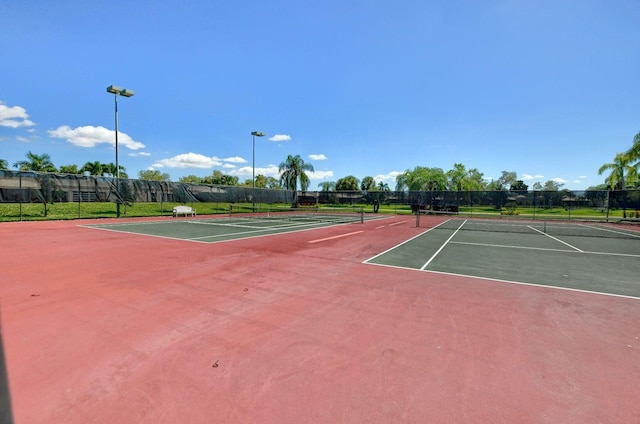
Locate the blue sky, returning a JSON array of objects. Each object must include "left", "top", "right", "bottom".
[{"left": 1, "top": 0, "right": 639, "bottom": 190}]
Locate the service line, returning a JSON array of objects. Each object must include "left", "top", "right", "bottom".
[{"left": 308, "top": 231, "right": 364, "bottom": 244}]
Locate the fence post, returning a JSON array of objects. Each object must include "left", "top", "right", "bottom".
[
  {"left": 77, "top": 177, "right": 81, "bottom": 218},
  {"left": 19, "top": 173, "right": 23, "bottom": 221}
]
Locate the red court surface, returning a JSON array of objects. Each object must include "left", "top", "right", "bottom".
[{"left": 1, "top": 216, "right": 639, "bottom": 423}]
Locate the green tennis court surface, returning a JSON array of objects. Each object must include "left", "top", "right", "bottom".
[
  {"left": 83, "top": 210, "right": 380, "bottom": 243},
  {"left": 366, "top": 218, "right": 640, "bottom": 298}
]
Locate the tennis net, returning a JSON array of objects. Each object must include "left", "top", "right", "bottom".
[
  {"left": 417, "top": 211, "right": 640, "bottom": 240},
  {"left": 229, "top": 204, "right": 364, "bottom": 224}
]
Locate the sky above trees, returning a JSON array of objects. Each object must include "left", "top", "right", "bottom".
[{"left": 1, "top": 0, "right": 639, "bottom": 190}]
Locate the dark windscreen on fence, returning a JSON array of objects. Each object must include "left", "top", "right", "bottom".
[
  {"left": 1, "top": 170, "right": 639, "bottom": 221},
  {"left": 0, "top": 170, "right": 295, "bottom": 205}
]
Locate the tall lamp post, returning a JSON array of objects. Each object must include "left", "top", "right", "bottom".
[
  {"left": 106, "top": 85, "right": 135, "bottom": 217},
  {"left": 251, "top": 131, "right": 265, "bottom": 212}
]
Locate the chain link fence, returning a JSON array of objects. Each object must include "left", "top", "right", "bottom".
[{"left": 1, "top": 170, "right": 639, "bottom": 221}]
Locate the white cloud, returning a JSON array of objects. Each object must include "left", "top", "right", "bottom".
[
  {"left": 48, "top": 125, "right": 145, "bottom": 150},
  {"left": 551, "top": 177, "right": 567, "bottom": 183},
  {"left": 268, "top": 134, "right": 291, "bottom": 142},
  {"left": 222, "top": 163, "right": 236, "bottom": 169},
  {"left": 129, "top": 151, "right": 151, "bottom": 157},
  {"left": 522, "top": 173, "right": 544, "bottom": 180},
  {"left": 308, "top": 170, "right": 334, "bottom": 180},
  {"left": 0, "top": 101, "right": 36, "bottom": 128},
  {"left": 231, "top": 164, "right": 280, "bottom": 178},
  {"left": 308, "top": 153, "right": 327, "bottom": 160},
  {"left": 374, "top": 171, "right": 402, "bottom": 183},
  {"left": 151, "top": 153, "right": 222, "bottom": 169},
  {"left": 230, "top": 166, "right": 333, "bottom": 180},
  {"left": 579, "top": 175, "right": 587, "bottom": 179},
  {"left": 223, "top": 156, "right": 247, "bottom": 163}
]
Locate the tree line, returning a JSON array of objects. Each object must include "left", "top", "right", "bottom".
[
  {"left": 0, "top": 152, "right": 316, "bottom": 191},
  {"left": 2, "top": 131, "right": 639, "bottom": 192}
]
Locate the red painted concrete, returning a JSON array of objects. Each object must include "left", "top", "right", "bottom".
[{"left": 1, "top": 216, "right": 639, "bottom": 423}]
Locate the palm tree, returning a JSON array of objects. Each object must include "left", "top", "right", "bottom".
[
  {"left": 220, "top": 174, "right": 238, "bottom": 185},
  {"left": 446, "top": 163, "right": 467, "bottom": 191},
  {"left": 13, "top": 151, "right": 57, "bottom": 172},
  {"left": 395, "top": 166, "right": 447, "bottom": 191},
  {"left": 598, "top": 152, "right": 634, "bottom": 190},
  {"left": 0, "top": 159, "right": 8, "bottom": 169},
  {"left": 360, "top": 176, "right": 376, "bottom": 191},
  {"left": 278, "top": 154, "right": 314, "bottom": 191},
  {"left": 103, "top": 162, "right": 128, "bottom": 179},
  {"left": 336, "top": 175, "right": 359, "bottom": 191},
  {"left": 81, "top": 161, "right": 106, "bottom": 176},
  {"left": 319, "top": 181, "right": 336, "bottom": 191},
  {"left": 279, "top": 155, "right": 314, "bottom": 206},
  {"left": 59, "top": 164, "right": 82, "bottom": 174},
  {"left": 599, "top": 151, "right": 637, "bottom": 218},
  {"left": 624, "top": 131, "right": 640, "bottom": 188},
  {"left": 626, "top": 131, "right": 640, "bottom": 160}
]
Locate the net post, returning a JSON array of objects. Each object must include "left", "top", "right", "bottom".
[
  {"left": 416, "top": 209, "right": 420, "bottom": 227},
  {"left": 360, "top": 207, "right": 364, "bottom": 224}
]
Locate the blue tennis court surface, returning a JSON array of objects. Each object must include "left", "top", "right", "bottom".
[{"left": 365, "top": 218, "right": 640, "bottom": 298}]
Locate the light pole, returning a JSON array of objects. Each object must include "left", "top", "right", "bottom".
[
  {"left": 251, "top": 131, "right": 265, "bottom": 212},
  {"left": 106, "top": 85, "right": 134, "bottom": 217}
]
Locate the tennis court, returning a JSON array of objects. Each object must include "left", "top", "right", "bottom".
[
  {"left": 1, "top": 214, "right": 639, "bottom": 423},
  {"left": 366, "top": 217, "right": 640, "bottom": 298},
  {"left": 82, "top": 207, "right": 379, "bottom": 243}
]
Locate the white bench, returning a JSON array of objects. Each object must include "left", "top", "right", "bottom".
[{"left": 172, "top": 205, "right": 196, "bottom": 217}]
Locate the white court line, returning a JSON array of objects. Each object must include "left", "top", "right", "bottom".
[
  {"left": 527, "top": 225, "right": 583, "bottom": 252},
  {"left": 389, "top": 220, "right": 409, "bottom": 226},
  {"left": 449, "top": 240, "right": 640, "bottom": 258},
  {"left": 79, "top": 225, "right": 212, "bottom": 243},
  {"left": 365, "top": 261, "right": 640, "bottom": 300},
  {"left": 82, "top": 216, "right": 361, "bottom": 244},
  {"left": 376, "top": 219, "right": 410, "bottom": 229},
  {"left": 582, "top": 224, "right": 640, "bottom": 239},
  {"left": 189, "top": 219, "right": 315, "bottom": 230},
  {"left": 450, "top": 241, "right": 576, "bottom": 253},
  {"left": 420, "top": 219, "right": 467, "bottom": 270},
  {"left": 189, "top": 219, "right": 352, "bottom": 240},
  {"left": 189, "top": 221, "right": 275, "bottom": 230},
  {"left": 363, "top": 219, "right": 452, "bottom": 263},
  {"left": 308, "top": 231, "right": 364, "bottom": 244}
]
